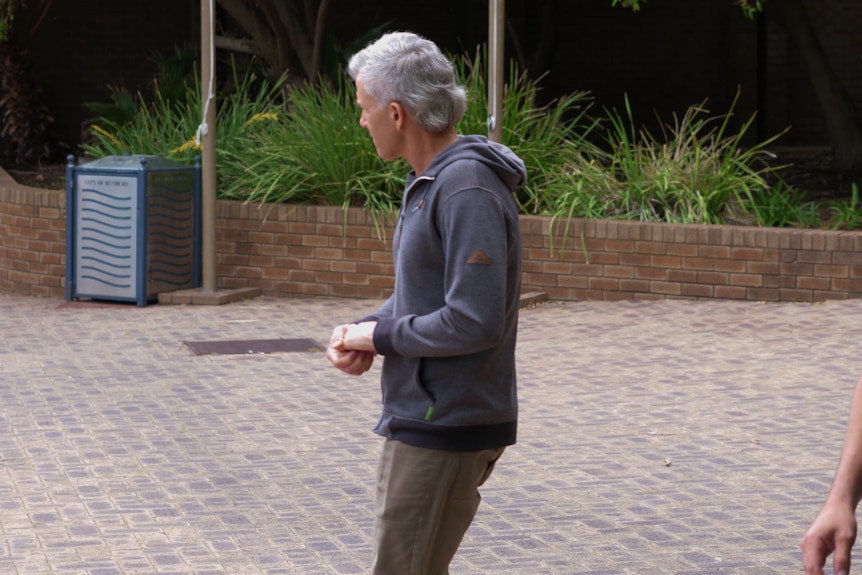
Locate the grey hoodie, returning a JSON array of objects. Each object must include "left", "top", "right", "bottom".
[{"left": 360, "top": 135, "right": 526, "bottom": 451}]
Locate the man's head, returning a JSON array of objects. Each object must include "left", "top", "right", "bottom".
[{"left": 348, "top": 32, "right": 467, "bottom": 134}]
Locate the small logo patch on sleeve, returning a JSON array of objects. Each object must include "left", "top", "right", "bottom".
[{"left": 466, "top": 248, "right": 493, "bottom": 265}]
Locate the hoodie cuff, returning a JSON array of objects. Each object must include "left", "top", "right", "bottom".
[{"left": 372, "top": 317, "right": 399, "bottom": 356}]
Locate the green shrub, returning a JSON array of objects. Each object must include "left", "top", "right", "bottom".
[
  {"left": 828, "top": 183, "right": 862, "bottom": 230},
  {"left": 82, "top": 59, "right": 286, "bottom": 171},
  {"left": 456, "top": 50, "right": 601, "bottom": 215},
  {"left": 554, "top": 92, "right": 788, "bottom": 225},
  {"left": 738, "top": 181, "right": 822, "bottom": 228},
  {"left": 82, "top": 50, "right": 855, "bottom": 230},
  {"left": 219, "top": 76, "right": 405, "bottom": 211}
]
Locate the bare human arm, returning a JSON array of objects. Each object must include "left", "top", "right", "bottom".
[{"left": 801, "top": 371, "right": 862, "bottom": 575}]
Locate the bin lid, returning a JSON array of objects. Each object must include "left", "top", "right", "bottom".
[{"left": 78, "top": 155, "right": 193, "bottom": 171}]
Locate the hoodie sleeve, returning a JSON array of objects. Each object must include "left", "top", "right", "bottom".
[
  {"left": 356, "top": 295, "right": 395, "bottom": 324},
  {"left": 373, "top": 185, "right": 515, "bottom": 357}
]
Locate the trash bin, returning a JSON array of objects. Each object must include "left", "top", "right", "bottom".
[{"left": 65, "top": 154, "right": 201, "bottom": 306}]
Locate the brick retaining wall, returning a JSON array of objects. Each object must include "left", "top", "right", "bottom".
[
  {"left": 2, "top": 178, "right": 861, "bottom": 302},
  {"left": 0, "top": 180, "right": 66, "bottom": 298}
]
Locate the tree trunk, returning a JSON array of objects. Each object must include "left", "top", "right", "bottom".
[
  {"left": 271, "top": 0, "right": 316, "bottom": 79},
  {"left": 769, "top": 0, "right": 862, "bottom": 170},
  {"left": 310, "top": 0, "right": 332, "bottom": 81},
  {"left": 257, "top": 0, "right": 293, "bottom": 75},
  {"left": 216, "top": 0, "right": 326, "bottom": 83},
  {"left": 216, "top": 0, "right": 279, "bottom": 71}
]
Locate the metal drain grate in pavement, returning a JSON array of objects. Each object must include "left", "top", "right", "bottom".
[{"left": 185, "top": 338, "right": 323, "bottom": 355}]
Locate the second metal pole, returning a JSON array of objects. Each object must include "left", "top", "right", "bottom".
[
  {"left": 488, "top": 0, "right": 505, "bottom": 143},
  {"left": 200, "top": 0, "right": 217, "bottom": 291}
]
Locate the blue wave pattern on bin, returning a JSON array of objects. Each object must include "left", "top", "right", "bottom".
[{"left": 79, "top": 187, "right": 134, "bottom": 289}]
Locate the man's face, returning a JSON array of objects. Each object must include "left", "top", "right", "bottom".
[{"left": 355, "top": 76, "right": 400, "bottom": 162}]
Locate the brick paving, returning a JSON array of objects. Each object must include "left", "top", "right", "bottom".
[{"left": 2, "top": 293, "right": 862, "bottom": 574}]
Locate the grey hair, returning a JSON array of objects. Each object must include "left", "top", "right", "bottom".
[{"left": 347, "top": 32, "right": 467, "bottom": 133}]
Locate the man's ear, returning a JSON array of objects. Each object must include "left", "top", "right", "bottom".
[{"left": 389, "top": 101, "right": 406, "bottom": 130}]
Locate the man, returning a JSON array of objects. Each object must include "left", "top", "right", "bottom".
[
  {"left": 801, "top": 370, "right": 862, "bottom": 575},
  {"left": 326, "top": 31, "right": 526, "bottom": 575}
]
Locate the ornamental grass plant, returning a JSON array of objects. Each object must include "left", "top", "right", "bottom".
[
  {"left": 81, "top": 51, "right": 860, "bottom": 230},
  {"left": 455, "top": 51, "right": 602, "bottom": 216},
  {"left": 550, "top": 91, "right": 787, "bottom": 228}
]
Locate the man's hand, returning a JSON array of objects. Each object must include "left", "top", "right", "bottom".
[
  {"left": 327, "top": 324, "right": 375, "bottom": 376},
  {"left": 800, "top": 499, "right": 857, "bottom": 575},
  {"left": 340, "top": 321, "right": 377, "bottom": 352}
]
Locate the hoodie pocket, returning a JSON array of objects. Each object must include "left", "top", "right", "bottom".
[
  {"left": 416, "top": 358, "right": 437, "bottom": 421},
  {"left": 381, "top": 356, "right": 436, "bottom": 422}
]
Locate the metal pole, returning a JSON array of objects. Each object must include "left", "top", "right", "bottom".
[
  {"left": 488, "top": 0, "right": 505, "bottom": 143},
  {"left": 200, "top": 0, "right": 217, "bottom": 291}
]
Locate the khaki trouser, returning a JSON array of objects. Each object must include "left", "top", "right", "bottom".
[{"left": 372, "top": 439, "right": 505, "bottom": 575}]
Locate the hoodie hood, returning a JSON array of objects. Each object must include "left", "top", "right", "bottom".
[{"left": 420, "top": 135, "right": 527, "bottom": 192}]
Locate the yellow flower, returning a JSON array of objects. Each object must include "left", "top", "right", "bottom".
[
  {"left": 170, "top": 138, "right": 202, "bottom": 154},
  {"left": 90, "top": 124, "right": 123, "bottom": 146},
  {"left": 244, "top": 112, "right": 279, "bottom": 127}
]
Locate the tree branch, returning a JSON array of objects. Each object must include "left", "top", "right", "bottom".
[
  {"left": 216, "top": 0, "right": 265, "bottom": 39},
  {"left": 214, "top": 34, "right": 260, "bottom": 55},
  {"left": 257, "top": 0, "right": 293, "bottom": 75},
  {"left": 273, "top": 0, "right": 315, "bottom": 78},
  {"left": 216, "top": 0, "right": 278, "bottom": 66}
]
